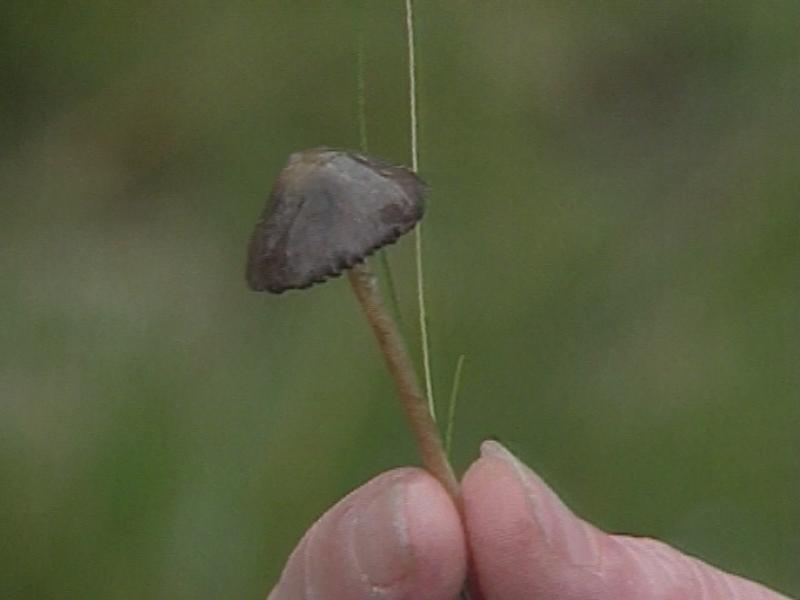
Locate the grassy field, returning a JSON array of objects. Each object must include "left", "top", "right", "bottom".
[{"left": 2, "top": 2, "right": 798, "bottom": 597}]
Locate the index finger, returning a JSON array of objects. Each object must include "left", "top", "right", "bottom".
[{"left": 462, "top": 441, "right": 791, "bottom": 600}]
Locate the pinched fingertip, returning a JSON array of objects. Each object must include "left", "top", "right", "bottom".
[
  {"left": 462, "top": 442, "right": 606, "bottom": 598},
  {"left": 268, "top": 468, "right": 466, "bottom": 600},
  {"left": 463, "top": 442, "right": 792, "bottom": 600}
]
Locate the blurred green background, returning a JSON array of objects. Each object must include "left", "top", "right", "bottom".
[{"left": 2, "top": 1, "right": 798, "bottom": 598}]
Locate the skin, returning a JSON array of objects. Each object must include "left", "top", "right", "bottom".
[{"left": 267, "top": 441, "right": 792, "bottom": 600}]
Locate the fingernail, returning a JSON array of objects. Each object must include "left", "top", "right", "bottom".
[
  {"left": 481, "top": 440, "right": 600, "bottom": 567},
  {"left": 349, "top": 480, "right": 412, "bottom": 587}
]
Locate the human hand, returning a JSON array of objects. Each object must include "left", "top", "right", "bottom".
[{"left": 267, "top": 441, "right": 792, "bottom": 599}]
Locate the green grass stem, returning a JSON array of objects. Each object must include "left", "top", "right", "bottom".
[{"left": 444, "top": 354, "right": 466, "bottom": 457}]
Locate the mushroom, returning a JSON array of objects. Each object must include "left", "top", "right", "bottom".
[{"left": 246, "top": 147, "right": 458, "bottom": 499}]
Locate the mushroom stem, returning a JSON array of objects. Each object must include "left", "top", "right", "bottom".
[{"left": 347, "top": 262, "right": 459, "bottom": 500}]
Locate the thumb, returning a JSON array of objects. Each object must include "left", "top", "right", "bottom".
[
  {"left": 267, "top": 467, "right": 465, "bottom": 600},
  {"left": 462, "top": 441, "right": 791, "bottom": 600}
]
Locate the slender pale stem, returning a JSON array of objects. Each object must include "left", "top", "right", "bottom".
[
  {"left": 404, "top": 5, "right": 480, "bottom": 599},
  {"left": 347, "top": 263, "right": 459, "bottom": 500},
  {"left": 404, "top": 0, "right": 436, "bottom": 422},
  {"left": 405, "top": 0, "right": 419, "bottom": 174}
]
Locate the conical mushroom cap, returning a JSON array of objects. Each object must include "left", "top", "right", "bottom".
[{"left": 246, "top": 148, "right": 426, "bottom": 293}]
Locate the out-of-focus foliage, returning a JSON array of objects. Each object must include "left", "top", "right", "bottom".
[{"left": 1, "top": 2, "right": 797, "bottom": 597}]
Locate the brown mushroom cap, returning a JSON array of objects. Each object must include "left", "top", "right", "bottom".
[{"left": 246, "top": 148, "right": 426, "bottom": 293}]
